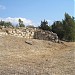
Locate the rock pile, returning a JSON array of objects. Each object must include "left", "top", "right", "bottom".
[{"left": 34, "top": 30, "right": 58, "bottom": 42}]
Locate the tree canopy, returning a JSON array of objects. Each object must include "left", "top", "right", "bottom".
[
  {"left": 18, "top": 19, "right": 25, "bottom": 27},
  {"left": 39, "top": 19, "right": 51, "bottom": 31},
  {"left": 52, "top": 13, "right": 75, "bottom": 41},
  {"left": 0, "top": 20, "right": 13, "bottom": 28}
]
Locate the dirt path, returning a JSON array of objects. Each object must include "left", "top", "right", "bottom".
[{"left": 0, "top": 35, "right": 75, "bottom": 75}]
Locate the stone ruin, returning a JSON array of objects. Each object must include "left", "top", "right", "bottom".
[
  {"left": 34, "top": 30, "right": 58, "bottom": 42},
  {"left": 0, "top": 27, "right": 58, "bottom": 42}
]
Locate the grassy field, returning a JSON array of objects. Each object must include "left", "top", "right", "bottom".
[{"left": 0, "top": 35, "right": 75, "bottom": 75}]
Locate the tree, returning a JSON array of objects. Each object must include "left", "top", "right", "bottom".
[
  {"left": 0, "top": 20, "right": 13, "bottom": 28},
  {"left": 0, "top": 20, "right": 5, "bottom": 26},
  {"left": 52, "top": 21, "right": 64, "bottom": 40},
  {"left": 4, "top": 22, "right": 13, "bottom": 28},
  {"left": 18, "top": 19, "right": 25, "bottom": 27},
  {"left": 52, "top": 13, "right": 75, "bottom": 41},
  {"left": 39, "top": 19, "right": 51, "bottom": 31},
  {"left": 62, "top": 13, "right": 75, "bottom": 41}
]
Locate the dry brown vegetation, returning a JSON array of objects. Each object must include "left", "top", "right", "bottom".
[{"left": 0, "top": 35, "right": 75, "bottom": 75}]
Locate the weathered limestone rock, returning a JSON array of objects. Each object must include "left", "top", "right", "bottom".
[{"left": 0, "top": 32, "right": 7, "bottom": 36}]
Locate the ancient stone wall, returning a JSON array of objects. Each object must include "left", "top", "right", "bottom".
[{"left": 0, "top": 27, "right": 58, "bottom": 42}]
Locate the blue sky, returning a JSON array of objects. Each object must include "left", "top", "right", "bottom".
[{"left": 0, "top": 0, "right": 74, "bottom": 26}]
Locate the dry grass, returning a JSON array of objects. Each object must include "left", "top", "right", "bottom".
[{"left": 0, "top": 35, "right": 75, "bottom": 75}]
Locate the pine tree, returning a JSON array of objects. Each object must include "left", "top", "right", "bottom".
[
  {"left": 63, "top": 13, "right": 75, "bottom": 41},
  {"left": 39, "top": 19, "right": 50, "bottom": 30},
  {"left": 52, "top": 21, "right": 64, "bottom": 40},
  {"left": 52, "top": 13, "right": 75, "bottom": 41},
  {"left": 18, "top": 19, "right": 25, "bottom": 27}
]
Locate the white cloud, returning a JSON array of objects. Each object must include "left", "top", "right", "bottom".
[
  {"left": 0, "top": 5, "right": 6, "bottom": 10},
  {"left": 0, "top": 17, "right": 34, "bottom": 26}
]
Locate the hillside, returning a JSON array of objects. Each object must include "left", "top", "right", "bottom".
[{"left": 0, "top": 35, "right": 75, "bottom": 75}]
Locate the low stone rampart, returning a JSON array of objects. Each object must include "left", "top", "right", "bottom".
[{"left": 0, "top": 27, "right": 58, "bottom": 42}]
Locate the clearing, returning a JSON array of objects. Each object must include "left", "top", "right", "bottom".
[{"left": 0, "top": 35, "right": 75, "bottom": 75}]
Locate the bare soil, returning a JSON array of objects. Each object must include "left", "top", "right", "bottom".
[{"left": 0, "top": 35, "right": 75, "bottom": 75}]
